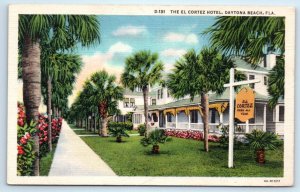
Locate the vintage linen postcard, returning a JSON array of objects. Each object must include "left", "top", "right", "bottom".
[{"left": 7, "top": 4, "right": 295, "bottom": 186}]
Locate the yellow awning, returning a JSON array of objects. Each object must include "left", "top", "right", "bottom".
[
  {"left": 209, "top": 102, "right": 228, "bottom": 114},
  {"left": 175, "top": 107, "right": 189, "bottom": 115},
  {"left": 163, "top": 108, "right": 176, "bottom": 116},
  {"left": 164, "top": 106, "right": 201, "bottom": 116}
]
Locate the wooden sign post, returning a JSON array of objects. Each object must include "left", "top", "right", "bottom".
[{"left": 224, "top": 68, "right": 260, "bottom": 168}]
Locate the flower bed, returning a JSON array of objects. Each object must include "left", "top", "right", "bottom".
[
  {"left": 164, "top": 129, "right": 219, "bottom": 142},
  {"left": 17, "top": 102, "right": 63, "bottom": 176},
  {"left": 17, "top": 103, "right": 36, "bottom": 176},
  {"left": 38, "top": 115, "right": 62, "bottom": 156}
]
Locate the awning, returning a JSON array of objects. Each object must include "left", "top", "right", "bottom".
[
  {"left": 163, "top": 102, "right": 228, "bottom": 116},
  {"left": 164, "top": 106, "right": 200, "bottom": 116},
  {"left": 209, "top": 102, "right": 228, "bottom": 114},
  {"left": 163, "top": 108, "right": 176, "bottom": 116}
]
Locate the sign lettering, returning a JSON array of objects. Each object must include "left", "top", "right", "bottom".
[{"left": 235, "top": 87, "right": 255, "bottom": 122}]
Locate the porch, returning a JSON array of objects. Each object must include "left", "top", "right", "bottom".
[{"left": 148, "top": 102, "right": 269, "bottom": 134}]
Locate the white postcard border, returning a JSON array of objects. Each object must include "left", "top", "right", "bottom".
[{"left": 7, "top": 4, "right": 295, "bottom": 186}]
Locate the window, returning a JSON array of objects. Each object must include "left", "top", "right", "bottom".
[
  {"left": 130, "top": 98, "right": 135, "bottom": 107},
  {"left": 191, "top": 110, "right": 198, "bottom": 123},
  {"left": 167, "top": 113, "right": 172, "bottom": 122},
  {"left": 124, "top": 98, "right": 135, "bottom": 108},
  {"left": 160, "top": 88, "right": 163, "bottom": 99},
  {"left": 249, "top": 117, "right": 255, "bottom": 124},
  {"left": 152, "top": 113, "right": 158, "bottom": 122},
  {"left": 152, "top": 99, "right": 156, "bottom": 105},
  {"left": 167, "top": 90, "right": 170, "bottom": 98},
  {"left": 279, "top": 106, "right": 284, "bottom": 122},
  {"left": 264, "top": 76, "right": 268, "bottom": 85},
  {"left": 133, "top": 114, "right": 142, "bottom": 124},
  {"left": 124, "top": 98, "right": 129, "bottom": 108},
  {"left": 135, "top": 87, "right": 142, "bottom": 92},
  {"left": 211, "top": 109, "right": 216, "bottom": 123},
  {"left": 249, "top": 75, "right": 255, "bottom": 89},
  {"left": 157, "top": 89, "right": 160, "bottom": 99}
]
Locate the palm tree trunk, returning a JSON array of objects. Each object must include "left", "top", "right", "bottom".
[
  {"left": 22, "top": 33, "right": 41, "bottom": 176},
  {"left": 94, "top": 116, "right": 96, "bottom": 133},
  {"left": 101, "top": 115, "right": 108, "bottom": 136},
  {"left": 86, "top": 117, "right": 88, "bottom": 131},
  {"left": 47, "top": 76, "right": 52, "bottom": 152},
  {"left": 142, "top": 86, "right": 149, "bottom": 137},
  {"left": 200, "top": 92, "right": 209, "bottom": 152}
]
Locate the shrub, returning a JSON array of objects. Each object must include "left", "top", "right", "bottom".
[
  {"left": 138, "top": 124, "right": 146, "bottom": 136},
  {"left": 140, "top": 129, "right": 169, "bottom": 154},
  {"left": 38, "top": 115, "right": 63, "bottom": 157},
  {"left": 108, "top": 126, "right": 129, "bottom": 142},
  {"left": 17, "top": 103, "right": 36, "bottom": 176},
  {"left": 246, "top": 130, "right": 280, "bottom": 164},
  {"left": 17, "top": 103, "right": 63, "bottom": 175},
  {"left": 218, "top": 124, "right": 243, "bottom": 149},
  {"left": 108, "top": 121, "right": 133, "bottom": 131}
]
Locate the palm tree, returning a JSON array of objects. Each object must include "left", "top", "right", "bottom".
[
  {"left": 41, "top": 53, "right": 82, "bottom": 151},
  {"left": 121, "top": 50, "right": 164, "bottom": 137},
  {"left": 267, "top": 56, "right": 284, "bottom": 108},
  {"left": 203, "top": 16, "right": 285, "bottom": 107},
  {"left": 245, "top": 130, "right": 279, "bottom": 164},
  {"left": 167, "top": 48, "right": 245, "bottom": 152},
  {"left": 18, "top": 15, "right": 100, "bottom": 175},
  {"left": 86, "top": 71, "right": 123, "bottom": 136}
]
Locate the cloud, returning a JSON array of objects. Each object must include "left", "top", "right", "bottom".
[
  {"left": 163, "top": 32, "right": 199, "bottom": 44},
  {"left": 185, "top": 34, "right": 198, "bottom": 44},
  {"left": 69, "top": 42, "right": 132, "bottom": 105},
  {"left": 108, "top": 42, "right": 133, "bottom": 54},
  {"left": 112, "top": 25, "right": 147, "bottom": 36},
  {"left": 161, "top": 48, "right": 186, "bottom": 57}
]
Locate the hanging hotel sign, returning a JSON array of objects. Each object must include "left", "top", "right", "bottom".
[{"left": 235, "top": 87, "right": 255, "bottom": 122}]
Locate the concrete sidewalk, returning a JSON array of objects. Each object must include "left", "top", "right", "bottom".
[{"left": 49, "top": 120, "right": 116, "bottom": 176}]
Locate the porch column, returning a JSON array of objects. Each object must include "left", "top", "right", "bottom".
[
  {"left": 188, "top": 112, "right": 191, "bottom": 130},
  {"left": 175, "top": 112, "right": 178, "bottom": 129},
  {"left": 157, "top": 112, "right": 159, "bottom": 127},
  {"left": 275, "top": 105, "right": 279, "bottom": 122},
  {"left": 245, "top": 120, "right": 249, "bottom": 133},
  {"left": 165, "top": 114, "right": 168, "bottom": 128},
  {"left": 220, "top": 112, "right": 223, "bottom": 124},
  {"left": 263, "top": 104, "right": 267, "bottom": 132}
]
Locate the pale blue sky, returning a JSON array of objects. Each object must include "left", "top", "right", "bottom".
[
  {"left": 70, "top": 15, "right": 216, "bottom": 100},
  {"left": 76, "top": 15, "right": 215, "bottom": 69}
]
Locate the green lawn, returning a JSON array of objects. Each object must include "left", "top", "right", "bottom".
[
  {"left": 81, "top": 136, "right": 283, "bottom": 177},
  {"left": 69, "top": 124, "right": 98, "bottom": 135},
  {"left": 40, "top": 144, "right": 57, "bottom": 176},
  {"left": 126, "top": 130, "right": 139, "bottom": 135},
  {"left": 73, "top": 129, "right": 98, "bottom": 135}
]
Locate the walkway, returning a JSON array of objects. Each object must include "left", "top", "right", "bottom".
[{"left": 49, "top": 120, "right": 116, "bottom": 176}]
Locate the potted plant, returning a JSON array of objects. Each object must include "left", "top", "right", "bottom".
[
  {"left": 245, "top": 130, "right": 279, "bottom": 164},
  {"left": 138, "top": 124, "right": 146, "bottom": 136},
  {"left": 108, "top": 126, "right": 129, "bottom": 143},
  {"left": 140, "top": 129, "right": 169, "bottom": 154}
]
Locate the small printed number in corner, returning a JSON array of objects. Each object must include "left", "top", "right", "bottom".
[{"left": 264, "top": 179, "right": 281, "bottom": 183}]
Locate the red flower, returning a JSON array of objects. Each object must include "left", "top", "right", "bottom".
[
  {"left": 17, "top": 119, "right": 25, "bottom": 127},
  {"left": 20, "top": 137, "right": 27, "bottom": 144},
  {"left": 17, "top": 145, "right": 24, "bottom": 155},
  {"left": 24, "top": 132, "right": 31, "bottom": 140}
]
